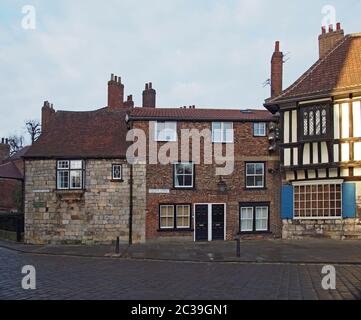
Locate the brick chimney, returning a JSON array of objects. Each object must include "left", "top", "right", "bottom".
[
  {"left": 318, "top": 22, "right": 344, "bottom": 59},
  {"left": 108, "top": 74, "right": 125, "bottom": 109},
  {"left": 124, "top": 95, "right": 134, "bottom": 108},
  {"left": 142, "top": 82, "right": 156, "bottom": 108},
  {"left": 271, "top": 41, "right": 283, "bottom": 97},
  {"left": 41, "top": 101, "right": 55, "bottom": 133},
  {"left": 0, "top": 138, "right": 10, "bottom": 162}
]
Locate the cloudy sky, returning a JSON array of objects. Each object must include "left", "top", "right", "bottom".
[{"left": 0, "top": 0, "right": 360, "bottom": 142}]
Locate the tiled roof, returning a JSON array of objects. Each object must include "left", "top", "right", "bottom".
[
  {"left": 0, "top": 161, "right": 23, "bottom": 180},
  {"left": 128, "top": 107, "right": 276, "bottom": 121},
  {"left": 24, "top": 108, "right": 129, "bottom": 159},
  {"left": 265, "top": 34, "right": 361, "bottom": 105}
]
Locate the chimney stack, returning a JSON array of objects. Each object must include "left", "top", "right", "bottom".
[
  {"left": 124, "top": 95, "right": 134, "bottom": 108},
  {"left": 41, "top": 101, "right": 55, "bottom": 133},
  {"left": 0, "top": 137, "right": 10, "bottom": 162},
  {"left": 318, "top": 22, "right": 344, "bottom": 59},
  {"left": 142, "top": 82, "right": 156, "bottom": 108},
  {"left": 108, "top": 74, "right": 125, "bottom": 109},
  {"left": 271, "top": 41, "right": 283, "bottom": 98}
]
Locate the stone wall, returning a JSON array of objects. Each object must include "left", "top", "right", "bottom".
[
  {"left": 25, "top": 159, "right": 146, "bottom": 245},
  {"left": 282, "top": 218, "right": 361, "bottom": 240}
]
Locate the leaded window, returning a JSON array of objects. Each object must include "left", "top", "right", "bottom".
[{"left": 301, "top": 104, "right": 329, "bottom": 140}]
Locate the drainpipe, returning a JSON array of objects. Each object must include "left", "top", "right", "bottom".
[
  {"left": 129, "top": 163, "right": 133, "bottom": 246},
  {"left": 127, "top": 119, "right": 133, "bottom": 246}
]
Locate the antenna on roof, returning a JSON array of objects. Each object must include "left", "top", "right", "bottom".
[
  {"left": 283, "top": 52, "right": 291, "bottom": 64},
  {"left": 263, "top": 79, "right": 271, "bottom": 87}
]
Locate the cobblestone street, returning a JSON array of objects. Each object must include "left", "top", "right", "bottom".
[{"left": 1, "top": 247, "right": 361, "bottom": 300}]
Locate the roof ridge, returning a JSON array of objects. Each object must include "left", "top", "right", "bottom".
[{"left": 269, "top": 34, "right": 351, "bottom": 103}]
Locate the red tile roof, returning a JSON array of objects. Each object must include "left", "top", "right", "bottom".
[
  {"left": 0, "top": 161, "right": 23, "bottom": 180},
  {"left": 128, "top": 107, "right": 276, "bottom": 122},
  {"left": 24, "top": 108, "right": 130, "bottom": 159},
  {"left": 265, "top": 34, "right": 361, "bottom": 105}
]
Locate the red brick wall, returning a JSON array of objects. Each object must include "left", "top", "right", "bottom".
[
  {"left": 0, "top": 178, "right": 22, "bottom": 212},
  {"left": 132, "top": 120, "right": 281, "bottom": 241}
]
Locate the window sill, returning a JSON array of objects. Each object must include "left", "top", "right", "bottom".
[
  {"left": 56, "top": 189, "right": 85, "bottom": 201},
  {"left": 238, "top": 231, "right": 271, "bottom": 235},
  {"left": 111, "top": 179, "right": 124, "bottom": 183},
  {"left": 243, "top": 187, "right": 267, "bottom": 191},
  {"left": 157, "top": 229, "right": 193, "bottom": 232},
  {"left": 172, "top": 187, "right": 196, "bottom": 191}
]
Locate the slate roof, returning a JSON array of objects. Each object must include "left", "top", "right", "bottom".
[
  {"left": 24, "top": 108, "right": 129, "bottom": 159},
  {"left": 265, "top": 34, "right": 361, "bottom": 105}
]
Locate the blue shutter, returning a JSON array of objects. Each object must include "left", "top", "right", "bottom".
[
  {"left": 281, "top": 185, "right": 294, "bottom": 219},
  {"left": 342, "top": 183, "right": 356, "bottom": 218}
]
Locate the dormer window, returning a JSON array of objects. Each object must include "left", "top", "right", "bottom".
[{"left": 301, "top": 104, "right": 329, "bottom": 140}]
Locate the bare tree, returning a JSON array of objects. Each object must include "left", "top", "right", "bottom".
[
  {"left": 25, "top": 120, "right": 41, "bottom": 144},
  {"left": 8, "top": 135, "right": 24, "bottom": 156}
]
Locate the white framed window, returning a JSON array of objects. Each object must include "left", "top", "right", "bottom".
[
  {"left": 253, "top": 123, "right": 266, "bottom": 137},
  {"left": 112, "top": 164, "right": 123, "bottom": 181},
  {"left": 212, "top": 122, "right": 234, "bottom": 143},
  {"left": 159, "top": 204, "right": 191, "bottom": 230},
  {"left": 174, "top": 162, "right": 194, "bottom": 188},
  {"left": 255, "top": 207, "right": 269, "bottom": 231},
  {"left": 155, "top": 122, "right": 177, "bottom": 142},
  {"left": 240, "top": 207, "right": 254, "bottom": 232},
  {"left": 57, "top": 160, "right": 84, "bottom": 190},
  {"left": 294, "top": 182, "right": 342, "bottom": 219},
  {"left": 159, "top": 205, "right": 175, "bottom": 229},
  {"left": 240, "top": 204, "right": 269, "bottom": 233},
  {"left": 176, "top": 205, "right": 191, "bottom": 229},
  {"left": 246, "top": 163, "right": 265, "bottom": 189}
]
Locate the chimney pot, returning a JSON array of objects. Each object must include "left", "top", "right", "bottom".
[
  {"left": 319, "top": 23, "right": 345, "bottom": 59},
  {"left": 108, "top": 74, "right": 125, "bottom": 109},
  {"left": 321, "top": 26, "right": 326, "bottom": 34},
  {"left": 275, "top": 41, "right": 280, "bottom": 52},
  {"left": 143, "top": 82, "right": 156, "bottom": 108},
  {"left": 1, "top": 138, "right": 4, "bottom": 144},
  {"left": 329, "top": 24, "right": 333, "bottom": 32},
  {"left": 336, "top": 22, "right": 341, "bottom": 30}
]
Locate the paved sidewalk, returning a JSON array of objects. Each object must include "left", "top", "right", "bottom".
[{"left": 1, "top": 239, "right": 361, "bottom": 264}]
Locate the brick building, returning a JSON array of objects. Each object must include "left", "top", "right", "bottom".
[
  {"left": 128, "top": 104, "right": 281, "bottom": 242},
  {"left": 0, "top": 140, "right": 27, "bottom": 213},
  {"left": 265, "top": 24, "right": 361, "bottom": 239},
  {"left": 23, "top": 74, "right": 281, "bottom": 244}
]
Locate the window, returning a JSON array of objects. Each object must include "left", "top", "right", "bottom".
[
  {"left": 212, "top": 122, "right": 234, "bottom": 143},
  {"left": 246, "top": 163, "right": 265, "bottom": 188},
  {"left": 159, "top": 205, "right": 175, "bottom": 229},
  {"left": 294, "top": 183, "right": 342, "bottom": 219},
  {"left": 155, "top": 122, "right": 177, "bottom": 142},
  {"left": 302, "top": 104, "right": 329, "bottom": 140},
  {"left": 112, "top": 164, "right": 123, "bottom": 181},
  {"left": 159, "top": 204, "right": 191, "bottom": 230},
  {"left": 174, "top": 163, "right": 194, "bottom": 189},
  {"left": 240, "top": 204, "right": 269, "bottom": 233},
  {"left": 57, "top": 160, "right": 84, "bottom": 190},
  {"left": 253, "top": 123, "right": 266, "bottom": 137}
]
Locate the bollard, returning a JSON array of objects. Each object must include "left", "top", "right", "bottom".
[
  {"left": 115, "top": 237, "right": 120, "bottom": 254},
  {"left": 235, "top": 238, "right": 241, "bottom": 258}
]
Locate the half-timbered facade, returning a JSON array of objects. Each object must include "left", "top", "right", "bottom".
[{"left": 265, "top": 23, "right": 361, "bottom": 240}]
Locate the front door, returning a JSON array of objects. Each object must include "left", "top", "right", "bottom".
[
  {"left": 195, "top": 204, "right": 225, "bottom": 241},
  {"left": 195, "top": 205, "right": 208, "bottom": 241},
  {"left": 212, "top": 204, "right": 225, "bottom": 241}
]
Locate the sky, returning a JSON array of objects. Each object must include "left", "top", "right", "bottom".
[{"left": 0, "top": 0, "right": 360, "bottom": 142}]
